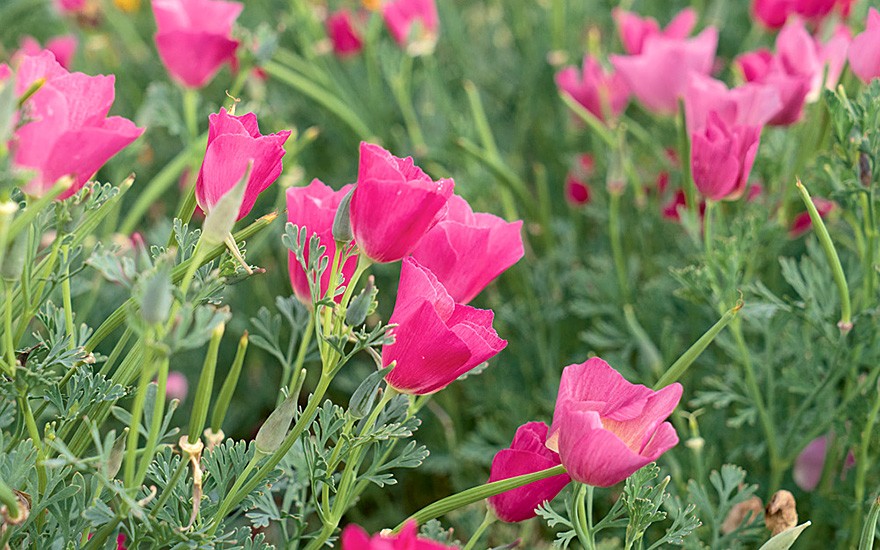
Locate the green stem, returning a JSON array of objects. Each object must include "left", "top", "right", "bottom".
[
  {"left": 703, "top": 199, "right": 716, "bottom": 258},
  {"left": 149, "top": 456, "right": 188, "bottom": 518},
  {"left": 853, "top": 386, "right": 880, "bottom": 544},
  {"left": 462, "top": 508, "right": 497, "bottom": 550},
  {"left": 0, "top": 477, "right": 20, "bottom": 521},
  {"left": 124, "top": 347, "right": 155, "bottom": 488},
  {"left": 393, "top": 464, "right": 567, "bottom": 531},
  {"left": 207, "top": 449, "right": 263, "bottom": 536},
  {"left": 609, "top": 190, "right": 630, "bottom": 303},
  {"left": 183, "top": 88, "right": 200, "bottom": 143},
  {"left": 135, "top": 354, "right": 169, "bottom": 487},
  {"left": 859, "top": 494, "right": 880, "bottom": 550},
  {"left": 795, "top": 180, "right": 852, "bottom": 332},
  {"left": 3, "top": 280, "right": 15, "bottom": 376},
  {"left": 861, "top": 192, "right": 876, "bottom": 310},
  {"left": 188, "top": 324, "right": 223, "bottom": 444},
  {"left": 211, "top": 331, "right": 249, "bottom": 432},
  {"left": 677, "top": 99, "right": 697, "bottom": 216},
  {"left": 60, "top": 244, "right": 76, "bottom": 350},
  {"left": 287, "top": 315, "right": 314, "bottom": 396},
  {"left": 18, "top": 394, "right": 46, "bottom": 494},
  {"left": 389, "top": 54, "right": 427, "bottom": 155}
]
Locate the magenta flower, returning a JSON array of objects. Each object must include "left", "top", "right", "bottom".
[
  {"left": 350, "top": 142, "right": 454, "bottom": 263},
  {"left": 382, "top": 0, "right": 439, "bottom": 50},
  {"left": 152, "top": 0, "right": 242, "bottom": 89},
  {"left": 326, "top": 10, "right": 364, "bottom": 57},
  {"left": 383, "top": 258, "right": 506, "bottom": 395},
  {"left": 18, "top": 35, "right": 77, "bottom": 69},
  {"left": 411, "top": 195, "right": 523, "bottom": 304},
  {"left": 752, "top": 0, "right": 851, "bottom": 29},
  {"left": 487, "top": 422, "right": 571, "bottom": 523},
  {"left": 547, "top": 358, "right": 682, "bottom": 487},
  {"left": 196, "top": 108, "right": 291, "bottom": 221},
  {"left": 53, "top": 0, "right": 86, "bottom": 13},
  {"left": 610, "top": 27, "right": 717, "bottom": 115},
  {"left": 684, "top": 73, "right": 782, "bottom": 134},
  {"left": 793, "top": 434, "right": 856, "bottom": 491},
  {"left": 342, "top": 520, "right": 457, "bottom": 549},
  {"left": 613, "top": 7, "right": 697, "bottom": 55},
  {"left": 5, "top": 52, "right": 143, "bottom": 199},
  {"left": 556, "top": 55, "right": 630, "bottom": 123},
  {"left": 789, "top": 196, "right": 835, "bottom": 237},
  {"left": 691, "top": 113, "right": 761, "bottom": 201},
  {"left": 849, "top": 8, "right": 880, "bottom": 83},
  {"left": 736, "top": 19, "right": 849, "bottom": 125},
  {"left": 286, "top": 180, "right": 357, "bottom": 304}
]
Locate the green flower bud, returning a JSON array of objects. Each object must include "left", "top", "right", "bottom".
[
  {"left": 255, "top": 393, "right": 298, "bottom": 455},
  {"left": 332, "top": 187, "right": 355, "bottom": 243}
]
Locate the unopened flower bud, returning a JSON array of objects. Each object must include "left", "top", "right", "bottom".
[
  {"left": 765, "top": 490, "right": 798, "bottom": 536},
  {"left": 332, "top": 187, "right": 355, "bottom": 243},
  {"left": 345, "top": 275, "right": 375, "bottom": 327},
  {"left": 254, "top": 393, "right": 298, "bottom": 455},
  {"left": 106, "top": 428, "right": 127, "bottom": 479},
  {"left": 1, "top": 232, "right": 28, "bottom": 282},
  {"left": 202, "top": 161, "right": 253, "bottom": 246},
  {"left": 139, "top": 267, "right": 173, "bottom": 326}
]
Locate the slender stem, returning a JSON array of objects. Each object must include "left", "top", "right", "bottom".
[
  {"left": 703, "top": 199, "right": 716, "bottom": 258},
  {"left": 462, "top": 508, "right": 497, "bottom": 550},
  {"left": 135, "top": 354, "right": 169, "bottom": 487},
  {"left": 853, "top": 385, "right": 880, "bottom": 545},
  {"left": 859, "top": 494, "right": 880, "bottom": 550},
  {"left": 287, "top": 314, "right": 314, "bottom": 395},
  {"left": 389, "top": 54, "right": 427, "bottom": 155},
  {"left": 124, "top": 347, "right": 155, "bottom": 488},
  {"left": 18, "top": 394, "right": 46, "bottom": 494},
  {"left": 183, "top": 88, "right": 200, "bottom": 144},
  {"left": 60, "top": 244, "right": 76, "bottom": 350},
  {"left": 207, "top": 450, "right": 263, "bottom": 536},
  {"left": 150, "top": 456, "right": 188, "bottom": 518},
  {"left": 609, "top": 190, "right": 630, "bottom": 303},
  {"left": 211, "top": 331, "right": 249, "bottom": 432},
  {"left": 3, "top": 280, "right": 15, "bottom": 376},
  {"left": 861, "top": 192, "right": 877, "bottom": 310}
]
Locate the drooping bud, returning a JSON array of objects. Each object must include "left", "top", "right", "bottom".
[
  {"left": 332, "top": 187, "right": 355, "bottom": 243},
  {"left": 765, "top": 490, "right": 798, "bottom": 536}
]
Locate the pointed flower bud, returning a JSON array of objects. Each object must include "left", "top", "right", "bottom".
[
  {"left": 255, "top": 393, "right": 298, "bottom": 454},
  {"left": 332, "top": 186, "right": 355, "bottom": 243}
]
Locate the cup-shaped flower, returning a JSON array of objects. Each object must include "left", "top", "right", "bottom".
[
  {"left": 382, "top": 0, "right": 439, "bottom": 52},
  {"left": 752, "top": 0, "right": 851, "bottom": 29},
  {"left": 556, "top": 55, "right": 630, "bottom": 123},
  {"left": 342, "top": 520, "right": 457, "bottom": 549},
  {"left": 487, "top": 422, "right": 571, "bottom": 523},
  {"left": 411, "top": 195, "right": 523, "bottom": 304},
  {"left": 5, "top": 52, "right": 144, "bottom": 199},
  {"left": 327, "top": 10, "right": 363, "bottom": 57},
  {"left": 350, "top": 142, "right": 454, "bottom": 263},
  {"left": 613, "top": 7, "right": 697, "bottom": 55},
  {"left": 383, "top": 258, "right": 506, "bottom": 395},
  {"left": 610, "top": 27, "right": 717, "bottom": 114},
  {"left": 684, "top": 73, "right": 782, "bottom": 134},
  {"left": 152, "top": 0, "right": 242, "bottom": 89},
  {"left": 286, "top": 180, "right": 357, "bottom": 304},
  {"left": 196, "top": 108, "right": 291, "bottom": 221},
  {"left": 547, "top": 358, "right": 682, "bottom": 487},
  {"left": 18, "top": 35, "right": 77, "bottom": 69},
  {"left": 691, "top": 113, "right": 761, "bottom": 201},
  {"left": 849, "top": 8, "right": 880, "bottom": 83}
]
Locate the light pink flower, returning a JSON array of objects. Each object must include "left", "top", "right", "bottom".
[
  {"left": 793, "top": 434, "right": 856, "bottom": 491},
  {"left": 613, "top": 7, "right": 697, "bottom": 55},
  {"left": 610, "top": 27, "right": 718, "bottom": 114},
  {"left": 383, "top": 258, "right": 506, "bottom": 395},
  {"left": 166, "top": 371, "right": 189, "bottom": 402},
  {"left": 350, "top": 142, "right": 454, "bottom": 263},
  {"left": 691, "top": 113, "right": 761, "bottom": 201},
  {"left": 195, "top": 108, "right": 291, "bottom": 220},
  {"left": 54, "top": 0, "right": 86, "bottom": 12},
  {"left": 4, "top": 52, "right": 144, "bottom": 198},
  {"left": 382, "top": 0, "right": 438, "bottom": 48},
  {"left": 556, "top": 55, "right": 630, "bottom": 123},
  {"left": 487, "top": 422, "right": 571, "bottom": 522},
  {"left": 342, "top": 520, "right": 457, "bottom": 549},
  {"left": 411, "top": 195, "right": 523, "bottom": 304},
  {"left": 286, "top": 180, "right": 357, "bottom": 304},
  {"left": 152, "top": 0, "right": 242, "bottom": 88},
  {"left": 849, "top": 8, "right": 880, "bottom": 83},
  {"left": 18, "top": 35, "right": 77, "bottom": 69},
  {"left": 547, "top": 358, "right": 682, "bottom": 487},
  {"left": 327, "top": 10, "right": 363, "bottom": 57},
  {"left": 684, "top": 73, "right": 782, "bottom": 134}
]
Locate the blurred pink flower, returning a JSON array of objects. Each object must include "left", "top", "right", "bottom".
[
  {"left": 411, "top": 195, "right": 523, "bottom": 304},
  {"left": 793, "top": 434, "right": 856, "bottom": 491},
  {"left": 383, "top": 258, "right": 506, "bottom": 395},
  {"left": 487, "top": 421, "right": 571, "bottom": 522},
  {"left": 54, "top": 0, "right": 87, "bottom": 12},
  {"left": 382, "top": 0, "right": 438, "bottom": 49},
  {"left": 849, "top": 8, "right": 880, "bottom": 83},
  {"left": 564, "top": 154, "right": 595, "bottom": 206},
  {"left": 662, "top": 189, "right": 707, "bottom": 222},
  {"left": 752, "top": 0, "right": 852, "bottom": 29},
  {"left": 327, "top": 9, "right": 363, "bottom": 57},
  {"left": 152, "top": 0, "right": 242, "bottom": 88},
  {"left": 547, "top": 358, "right": 682, "bottom": 487},
  {"left": 4, "top": 51, "right": 143, "bottom": 198},
  {"left": 556, "top": 55, "right": 630, "bottom": 123},
  {"left": 684, "top": 73, "right": 782, "bottom": 134},
  {"left": 342, "top": 520, "right": 456, "bottom": 549},
  {"left": 286, "top": 180, "right": 357, "bottom": 304},
  {"left": 789, "top": 196, "right": 835, "bottom": 237},
  {"left": 691, "top": 113, "right": 761, "bottom": 201},
  {"left": 18, "top": 35, "right": 77, "bottom": 69},
  {"left": 350, "top": 142, "right": 453, "bottom": 263},
  {"left": 613, "top": 7, "right": 697, "bottom": 55},
  {"left": 195, "top": 108, "right": 291, "bottom": 220},
  {"left": 166, "top": 371, "right": 189, "bottom": 402},
  {"left": 610, "top": 27, "right": 717, "bottom": 114}
]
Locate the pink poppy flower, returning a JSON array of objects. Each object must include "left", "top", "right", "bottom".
[
  {"left": 4, "top": 52, "right": 143, "bottom": 199},
  {"left": 382, "top": 0, "right": 438, "bottom": 50},
  {"left": 547, "top": 358, "right": 682, "bottom": 487},
  {"left": 411, "top": 195, "right": 523, "bottom": 304},
  {"left": 17, "top": 35, "right": 77, "bottom": 69},
  {"left": 793, "top": 434, "right": 856, "bottom": 491},
  {"left": 613, "top": 7, "right": 697, "bottom": 55},
  {"left": 752, "top": 0, "right": 851, "bottom": 29},
  {"left": 383, "top": 258, "right": 506, "bottom": 395},
  {"left": 564, "top": 154, "right": 595, "bottom": 206},
  {"left": 684, "top": 73, "right": 782, "bottom": 134},
  {"left": 54, "top": 0, "right": 87, "bottom": 12},
  {"left": 195, "top": 108, "right": 291, "bottom": 221},
  {"left": 556, "top": 55, "right": 630, "bottom": 123},
  {"left": 849, "top": 8, "right": 880, "bottom": 83},
  {"left": 487, "top": 422, "right": 571, "bottom": 522},
  {"left": 286, "top": 180, "right": 357, "bottom": 304},
  {"left": 327, "top": 10, "right": 364, "bottom": 57},
  {"left": 152, "top": 0, "right": 242, "bottom": 88},
  {"left": 341, "top": 520, "right": 457, "bottom": 549},
  {"left": 691, "top": 113, "right": 761, "bottom": 201},
  {"left": 350, "top": 142, "right": 454, "bottom": 263},
  {"left": 610, "top": 27, "right": 718, "bottom": 115}
]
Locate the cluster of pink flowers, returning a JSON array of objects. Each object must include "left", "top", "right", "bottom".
[{"left": 325, "top": 0, "right": 440, "bottom": 58}]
